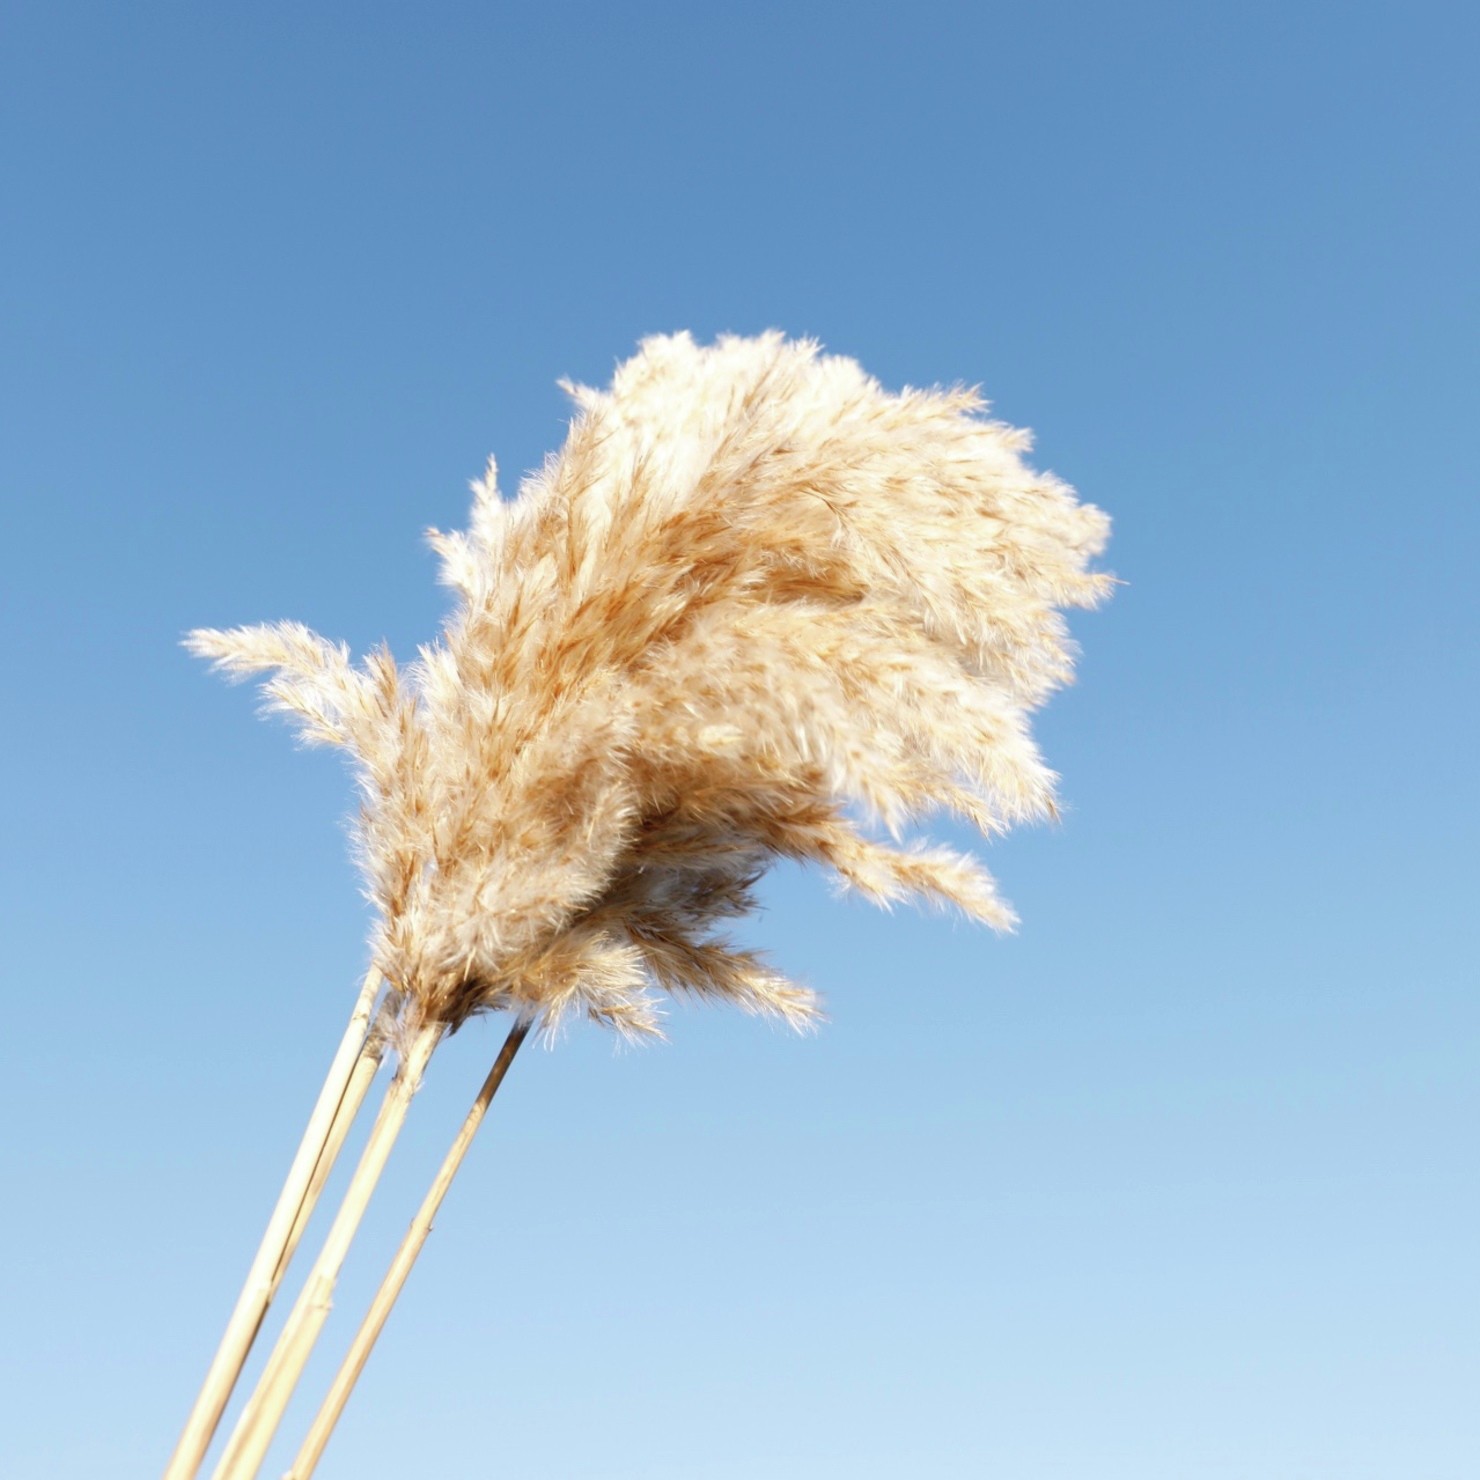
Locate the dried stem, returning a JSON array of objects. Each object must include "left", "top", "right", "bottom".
[
  {"left": 275, "top": 1020, "right": 389, "bottom": 1288},
  {"left": 163, "top": 969, "right": 384, "bottom": 1480},
  {"left": 211, "top": 1020, "right": 443, "bottom": 1480},
  {"left": 285, "top": 1018, "right": 530, "bottom": 1478}
]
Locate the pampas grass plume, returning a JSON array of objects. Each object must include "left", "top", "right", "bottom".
[{"left": 189, "top": 331, "right": 1110, "bottom": 1042}]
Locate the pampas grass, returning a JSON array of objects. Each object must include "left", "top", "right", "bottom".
[{"left": 170, "top": 331, "right": 1110, "bottom": 1477}]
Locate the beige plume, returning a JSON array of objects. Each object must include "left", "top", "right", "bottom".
[{"left": 189, "top": 331, "right": 1110, "bottom": 1041}]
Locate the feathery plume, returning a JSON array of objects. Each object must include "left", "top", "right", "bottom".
[{"left": 188, "top": 331, "right": 1110, "bottom": 1043}]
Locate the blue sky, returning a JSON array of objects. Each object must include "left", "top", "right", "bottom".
[{"left": 3, "top": 3, "right": 1477, "bottom": 1477}]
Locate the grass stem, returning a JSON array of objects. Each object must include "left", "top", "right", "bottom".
[
  {"left": 210, "top": 1020, "right": 443, "bottom": 1480},
  {"left": 285, "top": 1018, "right": 529, "bottom": 1478},
  {"left": 163, "top": 969, "right": 383, "bottom": 1480}
]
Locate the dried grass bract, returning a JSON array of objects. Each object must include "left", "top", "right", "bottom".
[{"left": 189, "top": 332, "right": 1111, "bottom": 1040}]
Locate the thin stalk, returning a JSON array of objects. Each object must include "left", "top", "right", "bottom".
[
  {"left": 275, "top": 1018, "right": 390, "bottom": 1288},
  {"left": 163, "top": 968, "right": 384, "bottom": 1480},
  {"left": 286, "top": 1019, "right": 531, "bottom": 1480},
  {"left": 212, "top": 1020, "right": 444, "bottom": 1480}
]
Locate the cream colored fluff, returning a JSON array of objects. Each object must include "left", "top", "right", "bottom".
[{"left": 189, "top": 332, "right": 1111, "bottom": 1039}]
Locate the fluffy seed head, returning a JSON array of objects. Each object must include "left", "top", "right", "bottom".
[{"left": 188, "top": 332, "right": 1111, "bottom": 1038}]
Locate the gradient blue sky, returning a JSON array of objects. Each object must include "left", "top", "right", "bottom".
[{"left": 3, "top": 4, "right": 1477, "bottom": 1477}]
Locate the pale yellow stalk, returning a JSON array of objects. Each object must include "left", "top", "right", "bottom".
[
  {"left": 286, "top": 1019, "right": 530, "bottom": 1479},
  {"left": 163, "top": 968, "right": 383, "bottom": 1480},
  {"left": 211, "top": 1021, "right": 443, "bottom": 1480},
  {"left": 276, "top": 1022, "right": 388, "bottom": 1287}
]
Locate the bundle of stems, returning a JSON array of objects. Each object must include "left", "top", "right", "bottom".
[{"left": 168, "top": 332, "right": 1111, "bottom": 1477}]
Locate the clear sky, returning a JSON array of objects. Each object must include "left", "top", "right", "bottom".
[{"left": 3, "top": 3, "right": 1477, "bottom": 1477}]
